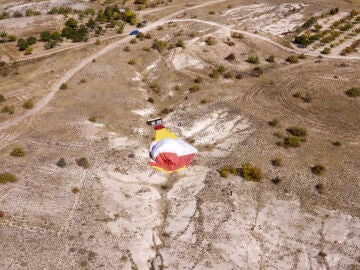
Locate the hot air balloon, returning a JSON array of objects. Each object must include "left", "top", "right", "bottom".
[{"left": 147, "top": 118, "right": 198, "bottom": 173}]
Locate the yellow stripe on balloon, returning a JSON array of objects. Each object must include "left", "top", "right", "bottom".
[{"left": 155, "top": 128, "right": 178, "bottom": 142}]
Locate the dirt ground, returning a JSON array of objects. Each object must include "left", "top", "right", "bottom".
[{"left": 0, "top": 0, "right": 359, "bottom": 269}]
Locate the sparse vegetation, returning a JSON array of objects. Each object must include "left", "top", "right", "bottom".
[
  {"left": 1, "top": 105, "right": 15, "bottom": 115},
  {"left": 189, "top": 85, "right": 200, "bottom": 93},
  {"left": 72, "top": 187, "right": 80, "bottom": 194},
  {"left": 271, "top": 177, "right": 281, "bottom": 185},
  {"left": 0, "top": 172, "right": 17, "bottom": 184},
  {"left": 240, "top": 163, "right": 263, "bottom": 182},
  {"left": 194, "top": 76, "right": 203, "bottom": 83},
  {"left": 218, "top": 165, "right": 238, "bottom": 178},
  {"left": 246, "top": 56, "right": 259, "bottom": 64},
  {"left": 10, "top": 147, "right": 25, "bottom": 157},
  {"left": 268, "top": 118, "right": 279, "bottom": 127},
  {"left": 225, "top": 53, "right": 236, "bottom": 61},
  {"left": 266, "top": 55, "right": 275, "bottom": 63},
  {"left": 287, "top": 55, "right": 299, "bottom": 64},
  {"left": 321, "top": 47, "right": 331, "bottom": 54},
  {"left": 76, "top": 157, "right": 90, "bottom": 169},
  {"left": 205, "top": 36, "right": 216, "bottom": 45},
  {"left": 0, "top": 94, "right": 5, "bottom": 102},
  {"left": 80, "top": 79, "right": 86, "bottom": 83},
  {"left": 23, "top": 99, "right": 34, "bottom": 109},
  {"left": 128, "top": 59, "right": 136, "bottom": 65},
  {"left": 60, "top": 83, "right": 68, "bottom": 90},
  {"left": 56, "top": 158, "right": 66, "bottom": 168},
  {"left": 283, "top": 136, "right": 302, "bottom": 148},
  {"left": 345, "top": 87, "right": 359, "bottom": 98},
  {"left": 271, "top": 157, "right": 283, "bottom": 167},
  {"left": 286, "top": 126, "right": 307, "bottom": 137},
  {"left": 152, "top": 40, "right": 168, "bottom": 52},
  {"left": 311, "top": 164, "right": 325, "bottom": 175},
  {"left": 251, "top": 67, "right": 263, "bottom": 77},
  {"left": 89, "top": 116, "right": 96, "bottom": 122}
]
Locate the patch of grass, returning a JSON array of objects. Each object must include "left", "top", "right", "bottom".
[
  {"left": 10, "top": 147, "right": 25, "bottom": 157},
  {"left": 218, "top": 165, "right": 238, "bottom": 178},
  {"left": 194, "top": 76, "right": 203, "bottom": 83},
  {"left": 0, "top": 172, "right": 17, "bottom": 184},
  {"left": 240, "top": 163, "right": 263, "bottom": 182},
  {"left": 1, "top": 105, "right": 15, "bottom": 114},
  {"left": 271, "top": 177, "right": 281, "bottom": 185},
  {"left": 76, "top": 157, "right": 90, "bottom": 169},
  {"left": 286, "top": 126, "right": 307, "bottom": 137},
  {"left": 60, "top": 83, "right": 68, "bottom": 90},
  {"left": 189, "top": 85, "right": 200, "bottom": 93},
  {"left": 22, "top": 99, "right": 34, "bottom": 109},
  {"left": 315, "top": 183, "right": 324, "bottom": 194},
  {"left": 88, "top": 116, "right": 96, "bottom": 122},
  {"left": 286, "top": 55, "right": 299, "bottom": 64},
  {"left": 311, "top": 164, "right": 325, "bottom": 175},
  {"left": 56, "top": 158, "right": 66, "bottom": 168},
  {"left": 345, "top": 87, "right": 359, "bottom": 97},
  {"left": 246, "top": 56, "right": 259, "bottom": 64},
  {"left": 271, "top": 157, "right": 283, "bottom": 167},
  {"left": 205, "top": 36, "right": 216, "bottom": 45},
  {"left": 128, "top": 59, "right": 136, "bottom": 65},
  {"left": 266, "top": 55, "right": 275, "bottom": 63},
  {"left": 268, "top": 118, "right": 279, "bottom": 127}
]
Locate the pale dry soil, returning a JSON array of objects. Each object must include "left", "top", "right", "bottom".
[{"left": 0, "top": 1, "right": 359, "bottom": 270}]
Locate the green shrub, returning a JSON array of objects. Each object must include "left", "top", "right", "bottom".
[
  {"left": 217, "top": 65, "right": 225, "bottom": 73},
  {"left": 311, "top": 164, "right": 325, "bottom": 175},
  {"left": 152, "top": 40, "right": 167, "bottom": 52},
  {"left": 223, "top": 71, "right": 233, "bottom": 79},
  {"left": 17, "top": 38, "right": 29, "bottom": 51},
  {"left": 60, "top": 83, "right": 68, "bottom": 90},
  {"left": 225, "top": 53, "right": 235, "bottom": 61},
  {"left": 268, "top": 118, "right": 279, "bottom": 127},
  {"left": 24, "top": 47, "right": 33, "bottom": 55},
  {"left": 175, "top": 39, "right": 185, "bottom": 48},
  {"left": 205, "top": 36, "right": 216, "bottom": 45},
  {"left": 293, "top": 91, "right": 302, "bottom": 98},
  {"left": 1, "top": 105, "right": 14, "bottom": 114},
  {"left": 124, "top": 46, "right": 130, "bottom": 52},
  {"left": 10, "top": 147, "right": 25, "bottom": 157},
  {"left": 189, "top": 85, "right": 200, "bottom": 93},
  {"left": 194, "top": 76, "right": 203, "bottom": 83},
  {"left": 266, "top": 55, "right": 275, "bottom": 63},
  {"left": 0, "top": 94, "right": 5, "bottom": 102},
  {"left": 231, "top": 32, "right": 243, "bottom": 39},
  {"left": 23, "top": 99, "right": 34, "bottom": 109},
  {"left": 72, "top": 187, "right": 80, "bottom": 194},
  {"left": 0, "top": 172, "right": 17, "bottom": 184},
  {"left": 287, "top": 55, "right": 299, "bottom": 63},
  {"left": 345, "top": 87, "right": 359, "bottom": 97},
  {"left": 240, "top": 163, "right": 263, "bottom": 182},
  {"left": 246, "top": 56, "right": 259, "bottom": 64},
  {"left": 174, "top": 85, "right": 181, "bottom": 91},
  {"left": 89, "top": 116, "right": 96, "bottom": 122},
  {"left": 286, "top": 126, "right": 307, "bottom": 137},
  {"left": 76, "top": 157, "right": 90, "bottom": 169},
  {"left": 209, "top": 70, "right": 220, "bottom": 78},
  {"left": 128, "top": 59, "right": 136, "bottom": 65},
  {"left": 271, "top": 157, "right": 283, "bottom": 166},
  {"left": 321, "top": 47, "right": 331, "bottom": 54},
  {"left": 56, "top": 158, "right": 66, "bottom": 168},
  {"left": 284, "top": 136, "right": 301, "bottom": 148},
  {"left": 218, "top": 165, "right": 238, "bottom": 178}
]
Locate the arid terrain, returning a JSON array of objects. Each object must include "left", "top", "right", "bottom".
[{"left": 0, "top": 0, "right": 359, "bottom": 269}]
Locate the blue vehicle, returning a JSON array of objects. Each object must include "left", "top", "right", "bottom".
[{"left": 130, "top": 30, "right": 140, "bottom": 35}]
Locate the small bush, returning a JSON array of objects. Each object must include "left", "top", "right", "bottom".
[
  {"left": 205, "top": 36, "right": 216, "bottom": 45},
  {"left": 293, "top": 91, "right": 302, "bottom": 98},
  {"left": 0, "top": 210, "right": 3, "bottom": 218},
  {"left": 315, "top": 183, "right": 324, "bottom": 193},
  {"left": 189, "top": 85, "right": 200, "bottom": 93},
  {"left": 1, "top": 105, "right": 14, "bottom": 114},
  {"left": 235, "top": 72, "right": 243, "bottom": 79},
  {"left": 217, "top": 65, "right": 225, "bottom": 73},
  {"left": 345, "top": 87, "right": 359, "bottom": 97},
  {"left": 223, "top": 71, "right": 233, "bottom": 79},
  {"left": 266, "top": 55, "right": 275, "bottom": 63},
  {"left": 286, "top": 126, "right": 307, "bottom": 137},
  {"left": 89, "top": 116, "right": 96, "bottom": 122},
  {"left": 76, "top": 157, "right": 90, "bottom": 169},
  {"left": 0, "top": 172, "right": 17, "bottom": 184},
  {"left": 251, "top": 67, "right": 263, "bottom": 77},
  {"left": 23, "top": 99, "right": 34, "bottom": 109},
  {"left": 24, "top": 47, "right": 33, "bottom": 55},
  {"left": 271, "top": 177, "right": 281, "bottom": 185},
  {"left": 10, "top": 147, "right": 25, "bottom": 157},
  {"left": 194, "top": 76, "right": 203, "bottom": 83},
  {"left": 130, "top": 38, "right": 137, "bottom": 44},
  {"left": 128, "top": 59, "right": 136, "bottom": 65},
  {"left": 240, "top": 163, "right": 263, "bottom": 182},
  {"left": 302, "top": 93, "right": 312, "bottom": 103},
  {"left": 209, "top": 70, "right": 220, "bottom": 79},
  {"left": 284, "top": 136, "right": 301, "bottom": 148},
  {"left": 0, "top": 94, "right": 5, "bottom": 102},
  {"left": 225, "top": 53, "right": 236, "bottom": 61},
  {"left": 152, "top": 40, "right": 168, "bottom": 52},
  {"left": 246, "top": 56, "right": 259, "bottom": 64},
  {"left": 174, "top": 85, "right": 180, "bottom": 91},
  {"left": 321, "top": 47, "right": 331, "bottom": 54},
  {"left": 72, "top": 187, "right": 80, "bottom": 194},
  {"left": 200, "top": 98, "right": 208, "bottom": 104},
  {"left": 268, "top": 118, "right": 279, "bottom": 127},
  {"left": 287, "top": 55, "right": 299, "bottom": 64},
  {"left": 147, "top": 97, "right": 154, "bottom": 103},
  {"left": 231, "top": 32, "right": 243, "bottom": 39},
  {"left": 56, "top": 158, "right": 66, "bottom": 168},
  {"left": 208, "top": 11, "right": 215, "bottom": 15},
  {"left": 80, "top": 79, "right": 86, "bottom": 83},
  {"left": 271, "top": 157, "right": 283, "bottom": 167},
  {"left": 95, "top": 39, "right": 101, "bottom": 45},
  {"left": 60, "top": 83, "right": 68, "bottom": 90},
  {"left": 298, "top": 54, "right": 306, "bottom": 59},
  {"left": 218, "top": 165, "right": 238, "bottom": 178},
  {"left": 332, "top": 141, "right": 341, "bottom": 146},
  {"left": 175, "top": 39, "right": 185, "bottom": 48},
  {"left": 311, "top": 164, "right": 325, "bottom": 175},
  {"left": 123, "top": 46, "right": 130, "bottom": 52}
]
